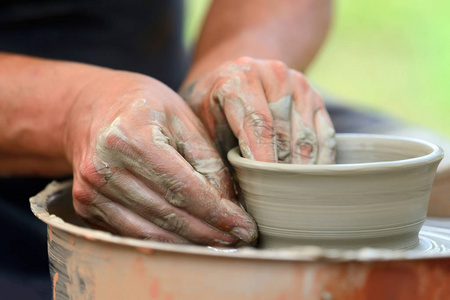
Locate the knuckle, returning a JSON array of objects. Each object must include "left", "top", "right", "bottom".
[
  {"left": 245, "top": 110, "right": 274, "bottom": 135},
  {"left": 234, "top": 56, "right": 254, "bottom": 65},
  {"left": 214, "top": 78, "right": 242, "bottom": 103},
  {"left": 164, "top": 183, "right": 189, "bottom": 208},
  {"left": 77, "top": 159, "right": 105, "bottom": 187},
  {"left": 268, "top": 60, "right": 289, "bottom": 82},
  {"left": 100, "top": 126, "right": 128, "bottom": 152},
  {"left": 291, "top": 70, "right": 310, "bottom": 89},
  {"left": 162, "top": 213, "right": 186, "bottom": 236},
  {"left": 269, "top": 60, "right": 288, "bottom": 72},
  {"left": 222, "top": 57, "right": 256, "bottom": 75},
  {"left": 152, "top": 210, "right": 187, "bottom": 237},
  {"left": 314, "top": 99, "right": 325, "bottom": 112},
  {"left": 222, "top": 75, "right": 243, "bottom": 90},
  {"left": 98, "top": 115, "right": 147, "bottom": 154},
  {"left": 72, "top": 180, "right": 96, "bottom": 207},
  {"left": 308, "top": 88, "right": 325, "bottom": 111}
]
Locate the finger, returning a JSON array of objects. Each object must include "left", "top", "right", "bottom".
[
  {"left": 211, "top": 72, "right": 276, "bottom": 162},
  {"left": 290, "top": 71, "right": 319, "bottom": 164},
  {"left": 268, "top": 95, "right": 293, "bottom": 163},
  {"left": 95, "top": 120, "right": 258, "bottom": 243},
  {"left": 73, "top": 192, "right": 188, "bottom": 244},
  {"left": 180, "top": 76, "right": 239, "bottom": 161},
  {"left": 257, "top": 61, "right": 294, "bottom": 163},
  {"left": 98, "top": 168, "right": 238, "bottom": 246},
  {"left": 198, "top": 90, "right": 238, "bottom": 162},
  {"left": 314, "top": 109, "right": 337, "bottom": 164},
  {"left": 169, "top": 111, "right": 236, "bottom": 202}
]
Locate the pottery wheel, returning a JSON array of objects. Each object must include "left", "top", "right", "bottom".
[
  {"left": 416, "top": 218, "right": 450, "bottom": 255},
  {"left": 32, "top": 181, "right": 450, "bottom": 299},
  {"left": 205, "top": 217, "right": 450, "bottom": 261}
]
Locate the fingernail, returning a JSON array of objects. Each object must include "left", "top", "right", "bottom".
[
  {"left": 211, "top": 239, "right": 235, "bottom": 247},
  {"left": 230, "top": 227, "right": 257, "bottom": 243}
]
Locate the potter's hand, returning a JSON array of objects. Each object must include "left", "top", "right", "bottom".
[
  {"left": 64, "top": 71, "right": 257, "bottom": 245},
  {"left": 180, "top": 57, "right": 336, "bottom": 164}
]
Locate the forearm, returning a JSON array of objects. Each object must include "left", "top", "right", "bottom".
[
  {"left": 0, "top": 53, "right": 102, "bottom": 176},
  {"left": 0, "top": 55, "right": 258, "bottom": 244},
  {"left": 183, "top": 0, "right": 332, "bottom": 85}
]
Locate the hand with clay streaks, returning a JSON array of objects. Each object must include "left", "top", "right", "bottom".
[
  {"left": 64, "top": 71, "right": 257, "bottom": 246},
  {"left": 180, "top": 57, "right": 336, "bottom": 164}
]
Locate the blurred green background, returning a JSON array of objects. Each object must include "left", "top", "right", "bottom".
[{"left": 184, "top": 0, "right": 450, "bottom": 137}]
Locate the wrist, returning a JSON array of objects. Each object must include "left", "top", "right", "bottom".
[
  {"left": 181, "top": 37, "right": 285, "bottom": 90},
  {"left": 0, "top": 53, "right": 112, "bottom": 172},
  {"left": 62, "top": 70, "right": 161, "bottom": 166}
]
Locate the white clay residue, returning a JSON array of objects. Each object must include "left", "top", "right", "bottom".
[
  {"left": 238, "top": 139, "right": 254, "bottom": 160},
  {"left": 215, "top": 75, "right": 262, "bottom": 160},
  {"left": 93, "top": 111, "right": 195, "bottom": 208},
  {"left": 295, "top": 125, "right": 318, "bottom": 164},
  {"left": 219, "top": 63, "right": 252, "bottom": 78},
  {"left": 169, "top": 114, "right": 228, "bottom": 193},
  {"left": 288, "top": 105, "right": 318, "bottom": 164},
  {"left": 315, "top": 112, "right": 336, "bottom": 164},
  {"left": 268, "top": 95, "right": 293, "bottom": 163}
]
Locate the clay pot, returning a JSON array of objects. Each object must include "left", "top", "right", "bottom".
[{"left": 228, "top": 134, "right": 444, "bottom": 249}]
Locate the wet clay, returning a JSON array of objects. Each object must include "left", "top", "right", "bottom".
[
  {"left": 228, "top": 134, "right": 444, "bottom": 249},
  {"left": 268, "top": 95, "right": 319, "bottom": 164}
]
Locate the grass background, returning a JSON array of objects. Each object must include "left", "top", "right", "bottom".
[{"left": 184, "top": 0, "right": 450, "bottom": 137}]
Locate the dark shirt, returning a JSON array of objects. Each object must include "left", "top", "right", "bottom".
[{"left": 0, "top": 0, "right": 188, "bottom": 89}]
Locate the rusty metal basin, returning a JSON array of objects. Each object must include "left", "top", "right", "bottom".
[{"left": 31, "top": 181, "right": 450, "bottom": 300}]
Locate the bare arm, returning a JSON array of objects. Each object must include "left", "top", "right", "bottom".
[
  {"left": 0, "top": 53, "right": 99, "bottom": 176},
  {"left": 184, "top": 0, "right": 332, "bottom": 84}
]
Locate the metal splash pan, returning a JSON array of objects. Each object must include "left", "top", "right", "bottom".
[{"left": 31, "top": 181, "right": 450, "bottom": 300}]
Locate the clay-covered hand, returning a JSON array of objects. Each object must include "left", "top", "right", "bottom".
[
  {"left": 63, "top": 71, "right": 257, "bottom": 246},
  {"left": 180, "top": 57, "right": 336, "bottom": 164}
]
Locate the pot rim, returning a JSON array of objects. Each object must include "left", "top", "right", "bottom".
[{"left": 227, "top": 133, "right": 444, "bottom": 174}]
